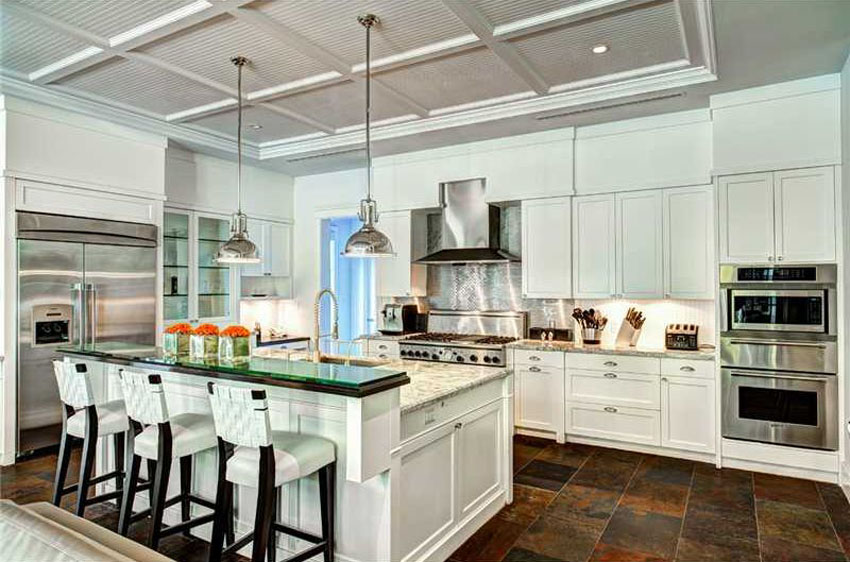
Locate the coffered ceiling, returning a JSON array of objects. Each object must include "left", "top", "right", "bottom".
[{"left": 0, "top": 0, "right": 848, "bottom": 175}]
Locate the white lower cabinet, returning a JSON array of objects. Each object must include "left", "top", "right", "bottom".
[
  {"left": 567, "top": 370, "right": 660, "bottom": 410},
  {"left": 566, "top": 402, "right": 661, "bottom": 446},
  {"left": 364, "top": 338, "right": 400, "bottom": 359},
  {"left": 514, "top": 351, "right": 565, "bottom": 440},
  {"left": 457, "top": 402, "right": 503, "bottom": 520},
  {"left": 660, "top": 375, "right": 716, "bottom": 453}
]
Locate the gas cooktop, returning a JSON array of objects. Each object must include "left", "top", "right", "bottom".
[{"left": 403, "top": 332, "right": 519, "bottom": 346}]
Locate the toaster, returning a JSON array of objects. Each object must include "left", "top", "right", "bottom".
[{"left": 665, "top": 324, "right": 699, "bottom": 351}]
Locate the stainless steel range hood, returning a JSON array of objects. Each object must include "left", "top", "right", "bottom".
[{"left": 416, "top": 178, "right": 520, "bottom": 265}]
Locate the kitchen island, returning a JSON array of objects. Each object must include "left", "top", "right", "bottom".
[{"left": 60, "top": 343, "right": 513, "bottom": 562}]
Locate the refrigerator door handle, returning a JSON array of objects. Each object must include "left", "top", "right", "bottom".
[
  {"left": 85, "top": 284, "right": 97, "bottom": 346},
  {"left": 71, "top": 283, "right": 85, "bottom": 346}
]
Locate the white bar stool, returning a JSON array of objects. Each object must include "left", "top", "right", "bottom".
[
  {"left": 117, "top": 368, "right": 221, "bottom": 550},
  {"left": 52, "top": 360, "right": 129, "bottom": 516},
  {"left": 206, "top": 382, "right": 337, "bottom": 562}
]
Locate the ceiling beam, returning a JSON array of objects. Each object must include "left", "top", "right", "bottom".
[
  {"left": 226, "top": 6, "right": 431, "bottom": 117},
  {"left": 441, "top": 0, "right": 549, "bottom": 95}
]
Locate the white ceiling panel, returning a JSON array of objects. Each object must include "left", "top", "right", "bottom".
[
  {"left": 272, "top": 80, "right": 413, "bottom": 129},
  {"left": 141, "top": 13, "right": 333, "bottom": 92},
  {"left": 510, "top": 0, "right": 686, "bottom": 87},
  {"left": 16, "top": 0, "right": 200, "bottom": 40},
  {"left": 57, "top": 58, "right": 225, "bottom": 116},
  {"left": 252, "top": 0, "right": 472, "bottom": 66},
  {"left": 187, "top": 105, "right": 318, "bottom": 143},
  {"left": 376, "top": 47, "right": 531, "bottom": 110},
  {"left": 471, "top": 0, "right": 582, "bottom": 27},
  {"left": 0, "top": 8, "right": 90, "bottom": 74}
]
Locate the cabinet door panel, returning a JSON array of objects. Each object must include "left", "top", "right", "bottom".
[
  {"left": 566, "top": 402, "right": 660, "bottom": 446},
  {"left": 568, "top": 370, "right": 660, "bottom": 410},
  {"left": 664, "top": 186, "right": 714, "bottom": 299},
  {"left": 376, "top": 212, "right": 410, "bottom": 297},
  {"left": 572, "top": 195, "right": 615, "bottom": 298},
  {"left": 268, "top": 223, "right": 292, "bottom": 277},
  {"left": 522, "top": 197, "right": 572, "bottom": 298},
  {"left": 457, "top": 403, "right": 502, "bottom": 520},
  {"left": 661, "top": 376, "right": 715, "bottom": 453},
  {"left": 516, "top": 366, "right": 563, "bottom": 435},
  {"left": 718, "top": 173, "right": 774, "bottom": 263},
  {"left": 240, "top": 219, "right": 267, "bottom": 277},
  {"left": 616, "top": 191, "right": 663, "bottom": 298},
  {"left": 774, "top": 167, "right": 836, "bottom": 262}
]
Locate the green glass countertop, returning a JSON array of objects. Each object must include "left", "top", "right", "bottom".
[{"left": 59, "top": 342, "right": 409, "bottom": 398}]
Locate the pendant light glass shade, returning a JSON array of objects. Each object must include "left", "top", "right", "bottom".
[
  {"left": 216, "top": 56, "right": 261, "bottom": 265},
  {"left": 342, "top": 14, "right": 394, "bottom": 259}
]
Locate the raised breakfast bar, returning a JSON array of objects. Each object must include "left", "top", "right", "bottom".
[{"left": 60, "top": 343, "right": 513, "bottom": 562}]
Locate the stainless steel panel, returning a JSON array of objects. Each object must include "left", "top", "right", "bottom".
[
  {"left": 719, "top": 264, "right": 837, "bottom": 285},
  {"left": 720, "top": 336, "right": 837, "bottom": 374},
  {"left": 17, "top": 240, "right": 84, "bottom": 454},
  {"left": 17, "top": 211, "right": 157, "bottom": 247},
  {"left": 722, "top": 367, "right": 837, "bottom": 450},
  {"left": 729, "top": 289, "right": 826, "bottom": 333},
  {"left": 84, "top": 244, "right": 156, "bottom": 346},
  {"left": 426, "top": 309, "right": 528, "bottom": 338}
]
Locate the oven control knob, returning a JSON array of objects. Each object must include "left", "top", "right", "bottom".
[
  {"left": 470, "top": 355, "right": 478, "bottom": 362},
  {"left": 431, "top": 354, "right": 439, "bottom": 360},
  {"left": 483, "top": 356, "right": 492, "bottom": 363},
  {"left": 490, "top": 357, "right": 501, "bottom": 365},
  {"left": 414, "top": 351, "right": 421, "bottom": 358},
  {"left": 456, "top": 356, "right": 464, "bottom": 362}
]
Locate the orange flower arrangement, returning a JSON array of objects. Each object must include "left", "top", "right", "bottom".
[
  {"left": 194, "top": 323, "right": 220, "bottom": 336},
  {"left": 165, "top": 322, "right": 193, "bottom": 334},
  {"left": 221, "top": 325, "right": 250, "bottom": 338}
]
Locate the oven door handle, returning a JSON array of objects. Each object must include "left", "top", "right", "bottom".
[
  {"left": 727, "top": 339, "right": 827, "bottom": 349},
  {"left": 728, "top": 370, "right": 833, "bottom": 382}
]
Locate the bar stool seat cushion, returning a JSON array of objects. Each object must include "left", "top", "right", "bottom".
[
  {"left": 66, "top": 399, "right": 129, "bottom": 438},
  {"left": 134, "top": 413, "right": 217, "bottom": 460},
  {"left": 227, "top": 431, "right": 335, "bottom": 488}
]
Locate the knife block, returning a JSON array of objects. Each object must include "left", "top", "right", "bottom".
[{"left": 615, "top": 323, "right": 642, "bottom": 347}]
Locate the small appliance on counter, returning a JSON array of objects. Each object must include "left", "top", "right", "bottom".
[
  {"left": 529, "top": 327, "right": 573, "bottom": 342},
  {"left": 665, "top": 324, "right": 699, "bottom": 350},
  {"left": 379, "top": 303, "right": 419, "bottom": 335}
]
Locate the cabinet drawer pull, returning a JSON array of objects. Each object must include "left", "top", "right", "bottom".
[
  {"left": 603, "top": 372, "right": 617, "bottom": 379},
  {"left": 529, "top": 356, "right": 541, "bottom": 361},
  {"left": 377, "top": 344, "right": 388, "bottom": 350},
  {"left": 528, "top": 366, "right": 542, "bottom": 373},
  {"left": 604, "top": 406, "right": 618, "bottom": 413},
  {"left": 679, "top": 366, "right": 695, "bottom": 372},
  {"left": 603, "top": 361, "right": 618, "bottom": 367}
]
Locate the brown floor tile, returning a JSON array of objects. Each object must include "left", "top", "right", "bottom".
[
  {"left": 820, "top": 482, "right": 850, "bottom": 556},
  {"left": 590, "top": 542, "right": 668, "bottom": 562},
  {"left": 515, "top": 449, "right": 541, "bottom": 475},
  {"left": 597, "top": 505, "right": 682, "bottom": 560},
  {"left": 546, "top": 484, "right": 620, "bottom": 523},
  {"left": 536, "top": 443, "right": 594, "bottom": 469},
  {"left": 498, "top": 484, "right": 557, "bottom": 527},
  {"left": 620, "top": 479, "right": 690, "bottom": 518},
  {"left": 503, "top": 546, "right": 566, "bottom": 562},
  {"left": 754, "top": 472, "right": 825, "bottom": 510},
  {"left": 515, "top": 460, "right": 577, "bottom": 492},
  {"left": 675, "top": 537, "right": 760, "bottom": 562},
  {"left": 515, "top": 514, "right": 605, "bottom": 562},
  {"left": 451, "top": 516, "right": 527, "bottom": 562},
  {"left": 760, "top": 536, "right": 848, "bottom": 562},
  {"left": 680, "top": 503, "right": 759, "bottom": 549},
  {"left": 516, "top": 435, "right": 557, "bottom": 450},
  {"left": 635, "top": 456, "right": 694, "bottom": 488},
  {"left": 688, "top": 470, "right": 754, "bottom": 513},
  {"left": 757, "top": 498, "right": 844, "bottom": 552},
  {"left": 569, "top": 453, "right": 642, "bottom": 494}
]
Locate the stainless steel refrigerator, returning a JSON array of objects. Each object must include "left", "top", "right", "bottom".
[{"left": 16, "top": 211, "right": 157, "bottom": 457}]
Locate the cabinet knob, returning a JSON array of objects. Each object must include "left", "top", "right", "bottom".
[
  {"left": 604, "top": 406, "right": 618, "bottom": 413},
  {"left": 454, "top": 422, "right": 463, "bottom": 430},
  {"left": 777, "top": 256, "right": 784, "bottom": 261},
  {"left": 661, "top": 377, "right": 668, "bottom": 382},
  {"left": 767, "top": 255, "right": 774, "bottom": 262}
]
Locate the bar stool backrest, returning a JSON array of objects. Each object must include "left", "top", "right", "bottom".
[
  {"left": 207, "top": 383, "right": 273, "bottom": 448},
  {"left": 119, "top": 368, "right": 169, "bottom": 425},
  {"left": 53, "top": 360, "right": 95, "bottom": 409}
]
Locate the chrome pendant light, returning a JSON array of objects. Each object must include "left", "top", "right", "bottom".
[
  {"left": 342, "top": 14, "right": 395, "bottom": 258},
  {"left": 215, "top": 56, "right": 261, "bottom": 264}
]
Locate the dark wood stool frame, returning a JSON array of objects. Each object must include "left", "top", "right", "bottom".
[
  {"left": 53, "top": 363, "right": 126, "bottom": 517},
  {"left": 207, "top": 385, "right": 336, "bottom": 562},
  {"left": 118, "top": 373, "right": 233, "bottom": 550}
]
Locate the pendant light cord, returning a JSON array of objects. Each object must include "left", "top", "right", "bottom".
[
  {"left": 365, "top": 20, "right": 373, "bottom": 203},
  {"left": 236, "top": 59, "right": 243, "bottom": 215}
]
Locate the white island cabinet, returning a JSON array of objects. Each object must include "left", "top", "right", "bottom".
[{"left": 67, "top": 348, "right": 512, "bottom": 562}]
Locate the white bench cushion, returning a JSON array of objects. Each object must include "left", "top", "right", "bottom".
[
  {"left": 227, "top": 431, "right": 335, "bottom": 488},
  {"left": 133, "top": 413, "right": 217, "bottom": 460},
  {"left": 66, "top": 400, "right": 129, "bottom": 438}
]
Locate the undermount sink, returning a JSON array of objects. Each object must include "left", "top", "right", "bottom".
[{"left": 312, "top": 355, "right": 393, "bottom": 368}]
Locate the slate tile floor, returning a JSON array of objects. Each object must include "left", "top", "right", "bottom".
[
  {"left": 450, "top": 435, "right": 850, "bottom": 562},
  {"left": 3, "top": 438, "right": 850, "bottom": 562}
]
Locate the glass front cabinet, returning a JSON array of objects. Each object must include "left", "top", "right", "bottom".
[{"left": 163, "top": 208, "right": 237, "bottom": 324}]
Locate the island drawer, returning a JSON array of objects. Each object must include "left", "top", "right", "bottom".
[
  {"left": 567, "top": 370, "right": 659, "bottom": 410},
  {"left": 660, "top": 358, "right": 714, "bottom": 379},
  {"left": 566, "top": 402, "right": 660, "bottom": 446},
  {"left": 567, "top": 353, "right": 659, "bottom": 375},
  {"left": 401, "top": 377, "right": 505, "bottom": 442},
  {"left": 513, "top": 349, "right": 564, "bottom": 369},
  {"left": 367, "top": 339, "right": 399, "bottom": 358}
]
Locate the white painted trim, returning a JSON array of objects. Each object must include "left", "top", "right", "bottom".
[
  {"left": 164, "top": 202, "right": 293, "bottom": 225},
  {"left": 712, "top": 158, "right": 842, "bottom": 177},
  {"left": 5, "top": 170, "right": 168, "bottom": 202},
  {"left": 515, "top": 427, "right": 560, "bottom": 441},
  {"left": 710, "top": 73, "right": 841, "bottom": 109},
  {"left": 575, "top": 108, "right": 711, "bottom": 139},
  {"left": 723, "top": 458, "right": 837, "bottom": 484},
  {"left": 722, "top": 438, "right": 839, "bottom": 480},
  {"left": 566, "top": 434, "right": 716, "bottom": 464}
]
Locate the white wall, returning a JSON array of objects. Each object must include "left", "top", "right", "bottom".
[
  {"left": 290, "top": 168, "right": 367, "bottom": 334},
  {"left": 840, "top": 53, "right": 850, "bottom": 482},
  {"left": 165, "top": 148, "right": 294, "bottom": 221}
]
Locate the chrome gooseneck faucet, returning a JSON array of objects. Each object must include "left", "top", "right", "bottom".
[{"left": 313, "top": 289, "right": 339, "bottom": 363}]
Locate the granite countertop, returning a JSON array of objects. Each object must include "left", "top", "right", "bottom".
[
  {"left": 508, "top": 340, "right": 716, "bottom": 360},
  {"left": 255, "top": 336, "right": 310, "bottom": 348},
  {"left": 358, "top": 332, "right": 421, "bottom": 341}
]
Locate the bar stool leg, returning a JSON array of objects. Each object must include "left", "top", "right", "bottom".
[
  {"left": 267, "top": 488, "right": 279, "bottom": 562},
  {"left": 318, "top": 462, "right": 336, "bottom": 562},
  {"left": 251, "top": 446, "right": 276, "bottom": 562},
  {"left": 209, "top": 438, "right": 232, "bottom": 562},
  {"left": 52, "top": 407, "right": 76, "bottom": 506},
  {"left": 179, "top": 455, "right": 192, "bottom": 537},
  {"left": 149, "top": 424, "right": 173, "bottom": 550},
  {"left": 75, "top": 406, "right": 98, "bottom": 516},
  {"left": 225, "top": 481, "right": 235, "bottom": 547},
  {"left": 113, "top": 432, "right": 125, "bottom": 513},
  {"left": 119, "top": 452, "right": 141, "bottom": 536}
]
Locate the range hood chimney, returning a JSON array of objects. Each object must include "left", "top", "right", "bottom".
[{"left": 416, "top": 178, "right": 519, "bottom": 265}]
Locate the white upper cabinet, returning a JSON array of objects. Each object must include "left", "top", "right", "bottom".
[
  {"left": 471, "top": 138, "right": 574, "bottom": 202},
  {"left": 719, "top": 167, "right": 836, "bottom": 264},
  {"left": 663, "top": 186, "right": 715, "bottom": 299},
  {"left": 773, "top": 167, "right": 836, "bottom": 263},
  {"left": 616, "top": 191, "right": 663, "bottom": 299},
  {"left": 572, "top": 194, "right": 616, "bottom": 298},
  {"left": 718, "top": 173, "right": 776, "bottom": 263},
  {"left": 375, "top": 211, "right": 427, "bottom": 298},
  {"left": 522, "top": 197, "right": 572, "bottom": 298},
  {"left": 241, "top": 219, "right": 293, "bottom": 278}
]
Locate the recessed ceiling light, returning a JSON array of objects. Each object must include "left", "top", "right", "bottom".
[
  {"left": 591, "top": 44, "right": 609, "bottom": 54},
  {"left": 246, "top": 123, "right": 263, "bottom": 130}
]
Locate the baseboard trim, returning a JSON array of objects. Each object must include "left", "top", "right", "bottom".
[
  {"left": 515, "top": 427, "right": 559, "bottom": 442},
  {"left": 566, "top": 435, "right": 716, "bottom": 464},
  {"left": 723, "top": 457, "right": 837, "bottom": 483}
]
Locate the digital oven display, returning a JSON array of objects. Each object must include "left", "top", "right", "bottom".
[{"left": 737, "top": 267, "right": 817, "bottom": 282}]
